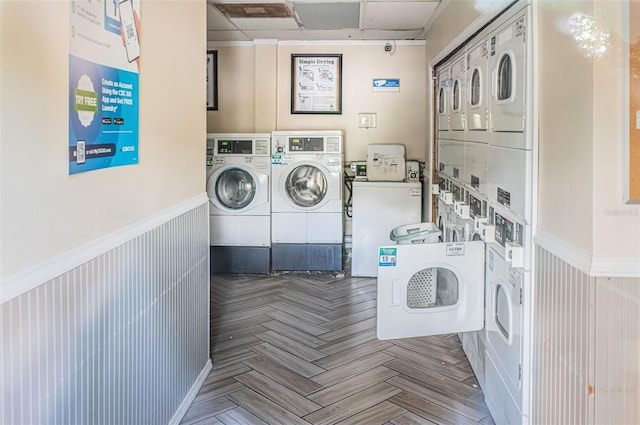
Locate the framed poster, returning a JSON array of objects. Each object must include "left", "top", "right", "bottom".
[
  {"left": 207, "top": 50, "right": 218, "bottom": 111},
  {"left": 291, "top": 54, "right": 342, "bottom": 114}
]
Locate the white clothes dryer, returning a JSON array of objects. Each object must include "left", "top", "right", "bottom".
[
  {"left": 270, "top": 130, "right": 343, "bottom": 271},
  {"left": 484, "top": 243, "right": 526, "bottom": 425},
  {"left": 377, "top": 240, "right": 485, "bottom": 340},
  {"left": 489, "top": 4, "right": 533, "bottom": 150},
  {"left": 466, "top": 32, "right": 490, "bottom": 143},
  {"left": 487, "top": 145, "right": 533, "bottom": 222},
  {"left": 449, "top": 52, "right": 467, "bottom": 141},
  {"left": 436, "top": 65, "right": 451, "bottom": 141},
  {"left": 206, "top": 133, "right": 271, "bottom": 274}
]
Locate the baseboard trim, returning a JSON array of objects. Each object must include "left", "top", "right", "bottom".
[
  {"left": 0, "top": 193, "right": 209, "bottom": 304},
  {"left": 169, "top": 359, "right": 212, "bottom": 425},
  {"left": 534, "top": 227, "right": 640, "bottom": 278}
]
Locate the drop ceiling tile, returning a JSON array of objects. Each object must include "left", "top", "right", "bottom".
[
  {"left": 243, "top": 29, "right": 305, "bottom": 40},
  {"left": 207, "top": 30, "right": 252, "bottom": 42},
  {"left": 207, "top": 4, "right": 238, "bottom": 31},
  {"left": 230, "top": 17, "right": 300, "bottom": 30},
  {"left": 299, "top": 29, "right": 364, "bottom": 40},
  {"left": 292, "top": 3, "right": 360, "bottom": 30},
  {"left": 363, "top": 1, "right": 439, "bottom": 30}
]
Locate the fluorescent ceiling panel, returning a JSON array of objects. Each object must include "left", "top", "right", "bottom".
[
  {"left": 292, "top": 3, "right": 360, "bottom": 30},
  {"left": 363, "top": 1, "right": 438, "bottom": 30}
]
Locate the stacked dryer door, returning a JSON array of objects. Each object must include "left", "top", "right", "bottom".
[
  {"left": 270, "top": 130, "right": 344, "bottom": 271},
  {"left": 206, "top": 133, "right": 272, "bottom": 274}
]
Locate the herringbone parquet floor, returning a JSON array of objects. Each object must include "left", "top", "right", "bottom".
[{"left": 180, "top": 273, "right": 495, "bottom": 425}]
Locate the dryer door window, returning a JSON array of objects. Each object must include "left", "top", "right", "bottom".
[
  {"left": 452, "top": 79, "right": 461, "bottom": 111},
  {"left": 438, "top": 87, "right": 446, "bottom": 114},
  {"left": 285, "top": 165, "right": 328, "bottom": 207},
  {"left": 407, "top": 267, "right": 458, "bottom": 309},
  {"left": 470, "top": 68, "right": 481, "bottom": 106},
  {"left": 497, "top": 53, "right": 513, "bottom": 101},
  {"left": 494, "top": 282, "right": 511, "bottom": 340},
  {"left": 215, "top": 168, "right": 256, "bottom": 210}
]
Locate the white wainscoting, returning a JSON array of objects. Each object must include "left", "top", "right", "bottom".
[{"left": 0, "top": 199, "right": 210, "bottom": 425}]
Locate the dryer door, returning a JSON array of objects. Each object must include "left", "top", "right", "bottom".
[
  {"left": 377, "top": 241, "right": 484, "bottom": 340},
  {"left": 284, "top": 164, "right": 328, "bottom": 208}
]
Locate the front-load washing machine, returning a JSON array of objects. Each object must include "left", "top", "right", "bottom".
[
  {"left": 206, "top": 133, "right": 271, "bottom": 274},
  {"left": 270, "top": 130, "right": 344, "bottom": 271}
]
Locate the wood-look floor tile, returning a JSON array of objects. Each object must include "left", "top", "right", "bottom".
[
  {"left": 214, "top": 406, "right": 268, "bottom": 425},
  {"left": 256, "top": 330, "right": 327, "bottom": 362},
  {"left": 243, "top": 355, "right": 324, "bottom": 396},
  {"left": 182, "top": 273, "right": 495, "bottom": 425},
  {"left": 303, "top": 382, "right": 402, "bottom": 425},
  {"left": 314, "top": 339, "right": 393, "bottom": 370},
  {"left": 250, "top": 342, "right": 326, "bottom": 377},
  {"left": 227, "top": 388, "right": 311, "bottom": 425},
  {"left": 266, "top": 309, "right": 330, "bottom": 335},
  {"left": 335, "top": 400, "right": 405, "bottom": 425},
  {"left": 192, "top": 377, "right": 246, "bottom": 406},
  {"left": 389, "top": 391, "right": 480, "bottom": 425},
  {"left": 234, "top": 370, "right": 322, "bottom": 416},
  {"left": 271, "top": 301, "right": 330, "bottom": 324},
  {"left": 388, "top": 374, "right": 491, "bottom": 422},
  {"left": 262, "top": 320, "right": 328, "bottom": 348},
  {"left": 320, "top": 308, "right": 377, "bottom": 331},
  {"left": 384, "top": 345, "right": 473, "bottom": 381},
  {"left": 311, "top": 351, "right": 396, "bottom": 387},
  {"left": 308, "top": 366, "right": 399, "bottom": 406},
  {"left": 384, "top": 359, "right": 483, "bottom": 400},
  {"left": 180, "top": 396, "right": 236, "bottom": 425},
  {"left": 318, "top": 329, "right": 377, "bottom": 354},
  {"left": 389, "top": 411, "right": 439, "bottom": 425}
]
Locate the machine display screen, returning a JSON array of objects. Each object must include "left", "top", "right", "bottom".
[
  {"left": 289, "top": 137, "right": 324, "bottom": 152},
  {"left": 218, "top": 140, "right": 253, "bottom": 154},
  {"left": 469, "top": 195, "right": 482, "bottom": 219},
  {"left": 494, "top": 213, "right": 514, "bottom": 247}
]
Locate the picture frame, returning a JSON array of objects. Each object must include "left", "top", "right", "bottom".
[
  {"left": 207, "top": 50, "right": 218, "bottom": 111},
  {"left": 291, "top": 54, "right": 342, "bottom": 114}
]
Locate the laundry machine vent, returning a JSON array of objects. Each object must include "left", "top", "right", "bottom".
[{"left": 407, "top": 268, "right": 438, "bottom": 308}]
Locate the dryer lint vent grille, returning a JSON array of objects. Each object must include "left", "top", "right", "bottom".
[{"left": 407, "top": 268, "right": 438, "bottom": 308}]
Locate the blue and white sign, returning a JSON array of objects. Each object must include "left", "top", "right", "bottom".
[
  {"left": 69, "top": 0, "right": 140, "bottom": 175},
  {"left": 373, "top": 78, "right": 400, "bottom": 92},
  {"left": 379, "top": 247, "right": 397, "bottom": 267}
]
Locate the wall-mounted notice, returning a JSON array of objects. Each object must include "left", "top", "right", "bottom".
[
  {"left": 69, "top": 0, "right": 140, "bottom": 175},
  {"left": 291, "top": 54, "right": 342, "bottom": 114},
  {"left": 373, "top": 79, "right": 400, "bottom": 92},
  {"left": 629, "top": 1, "right": 640, "bottom": 201}
]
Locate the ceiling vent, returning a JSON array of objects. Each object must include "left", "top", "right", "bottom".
[{"left": 214, "top": 3, "right": 293, "bottom": 19}]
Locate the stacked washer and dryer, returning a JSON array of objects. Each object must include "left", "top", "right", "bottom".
[{"left": 377, "top": 2, "right": 535, "bottom": 425}]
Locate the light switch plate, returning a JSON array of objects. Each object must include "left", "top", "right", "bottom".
[{"left": 358, "top": 112, "right": 377, "bottom": 128}]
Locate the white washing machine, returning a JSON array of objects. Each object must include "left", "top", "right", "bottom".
[
  {"left": 466, "top": 32, "right": 490, "bottom": 143},
  {"left": 270, "top": 130, "right": 344, "bottom": 271},
  {"left": 489, "top": 4, "right": 533, "bottom": 150},
  {"left": 206, "top": 133, "right": 271, "bottom": 274},
  {"left": 377, "top": 240, "right": 485, "bottom": 340},
  {"left": 449, "top": 52, "right": 466, "bottom": 140},
  {"left": 483, "top": 205, "right": 529, "bottom": 425}
]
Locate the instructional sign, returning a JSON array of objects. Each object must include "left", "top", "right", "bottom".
[
  {"left": 69, "top": 0, "right": 140, "bottom": 175},
  {"left": 379, "top": 247, "right": 397, "bottom": 267},
  {"left": 373, "top": 79, "right": 400, "bottom": 92}
]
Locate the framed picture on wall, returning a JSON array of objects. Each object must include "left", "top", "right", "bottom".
[
  {"left": 291, "top": 54, "right": 342, "bottom": 114},
  {"left": 207, "top": 50, "right": 218, "bottom": 111}
]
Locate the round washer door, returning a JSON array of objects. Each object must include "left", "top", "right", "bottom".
[
  {"left": 214, "top": 167, "right": 255, "bottom": 209},
  {"left": 283, "top": 164, "right": 329, "bottom": 209}
]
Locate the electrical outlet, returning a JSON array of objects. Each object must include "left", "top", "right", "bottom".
[{"left": 358, "top": 112, "right": 377, "bottom": 128}]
